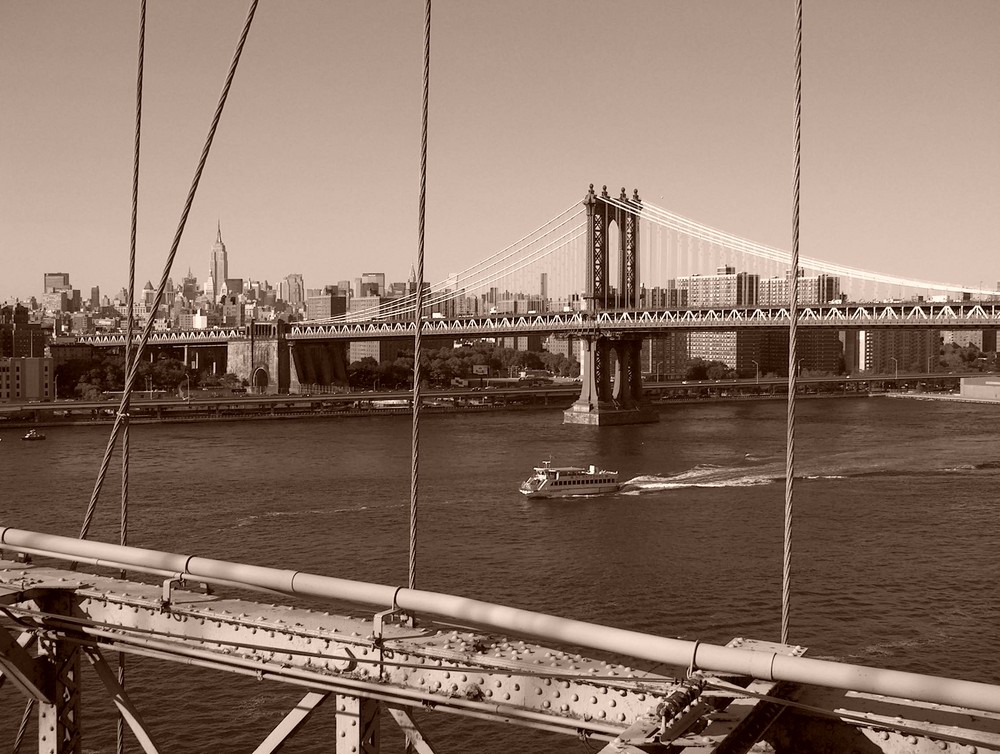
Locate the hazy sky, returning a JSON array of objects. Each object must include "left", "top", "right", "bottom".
[{"left": 2, "top": 1, "right": 998, "bottom": 303}]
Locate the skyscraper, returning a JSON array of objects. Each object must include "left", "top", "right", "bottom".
[
  {"left": 43, "top": 273, "right": 70, "bottom": 294},
  {"left": 209, "top": 222, "right": 228, "bottom": 298},
  {"left": 282, "top": 273, "right": 305, "bottom": 306}
]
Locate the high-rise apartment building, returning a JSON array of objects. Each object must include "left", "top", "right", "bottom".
[
  {"left": 677, "top": 267, "right": 758, "bottom": 307},
  {"left": 758, "top": 271, "right": 840, "bottom": 306}
]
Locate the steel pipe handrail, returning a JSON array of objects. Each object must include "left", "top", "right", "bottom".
[{"left": 3, "top": 526, "right": 999, "bottom": 714}]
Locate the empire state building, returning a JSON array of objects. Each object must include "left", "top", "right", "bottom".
[{"left": 209, "top": 222, "right": 228, "bottom": 299}]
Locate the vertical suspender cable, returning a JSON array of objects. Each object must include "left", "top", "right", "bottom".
[
  {"left": 78, "top": 0, "right": 259, "bottom": 542},
  {"left": 118, "top": 7, "right": 145, "bottom": 752},
  {"left": 783, "top": 0, "right": 803, "bottom": 646},
  {"left": 410, "top": 0, "right": 431, "bottom": 593}
]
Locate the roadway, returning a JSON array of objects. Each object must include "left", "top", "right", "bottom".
[{"left": 0, "top": 372, "right": 975, "bottom": 427}]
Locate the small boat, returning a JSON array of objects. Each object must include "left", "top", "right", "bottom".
[
  {"left": 21, "top": 429, "right": 46, "bottom": 441},
  {"left": 519, "top": 460, "right": 620, "bottom": 498}
]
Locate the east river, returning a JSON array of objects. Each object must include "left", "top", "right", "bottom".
[{"left": 1, "top": 396, "right": 998, "bottom": 752}]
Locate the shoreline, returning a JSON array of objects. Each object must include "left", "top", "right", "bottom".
[
  {"left": 0, "top": 391, "right": 893, "bottom": 431},
  {"left": 886, "top": 392, "right": 1000, "bottom": 405}
]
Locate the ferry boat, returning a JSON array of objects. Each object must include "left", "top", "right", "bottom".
[{"left": 519, "top": 460, "right": 620, "bottom": 498}]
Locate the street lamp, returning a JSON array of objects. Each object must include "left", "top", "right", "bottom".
[
  {"left": 655, "top": 361, "right": 662, "bottom": 382},
  {"left": 751, "top": 359, "right": 759, "bottom": 384},
  {"left": 890, "top": 356, "right": 898, "bottom": 381}
]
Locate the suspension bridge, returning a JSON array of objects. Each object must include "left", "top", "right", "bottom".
[{"left": 76, "top": 186, "right": 1000, "bottom": 422}]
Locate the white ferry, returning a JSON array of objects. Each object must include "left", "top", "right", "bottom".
[{"left": 519, "top": 460, "right": 620, "bottom": 498}]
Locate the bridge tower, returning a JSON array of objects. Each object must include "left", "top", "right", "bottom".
[{"left": 564, "top": 185, "right": 658, "bottom": 425}]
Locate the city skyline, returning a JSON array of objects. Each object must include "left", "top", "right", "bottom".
[{"left": 3, "top": 2, "right": 999, "bottom": 303}]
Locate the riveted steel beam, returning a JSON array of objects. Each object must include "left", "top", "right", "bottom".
[
  {"left": 0, "top": 625, "right": 50, "bottom": 701},
  {"left": 387, "top": 706, "right": 437, "bottom": 754},
  {"left": 336, "top": 694, "right": 380, "bottom": 754},
  {"left": 83, "top": 647, "right": 162, "bottom": 754},
  {"left": 252, "top": 691, "right": 330, "bottom": 754}
]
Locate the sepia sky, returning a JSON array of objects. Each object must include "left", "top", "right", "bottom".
[{"left": 2, "top": 1, "right": 998, "bottom": 303}]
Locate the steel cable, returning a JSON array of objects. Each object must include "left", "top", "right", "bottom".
[
  {"left": 782, "top": 0, "right": 803, "bottom": 647},
  {"left": 11, "top": 700, "right": 33, "bottom": 753},
  {"left": 78, "top": 0, "right": 259, "bottom": 542},
  {"left": 115, "top": 5, "right": 145, "bottom": 750},
  {"left": 410, "top": 0, "right": 431, "bottom": 595}
]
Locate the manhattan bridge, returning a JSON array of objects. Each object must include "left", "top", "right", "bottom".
[{"left": 79, "top": 183, "right": 1000, "bottom": 424}]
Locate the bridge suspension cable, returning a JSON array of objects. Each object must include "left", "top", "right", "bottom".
[
  {"left": 301, "top": 206, "right": 586, "bottom": 325},
  {"left": 600, "top": 195, "right": 996, "bottom": 297}
]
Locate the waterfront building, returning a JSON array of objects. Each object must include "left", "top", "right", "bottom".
[
  {"left": 941, "top": 330, "right": 986, "bottom": 349},
  {"left": 736, "top": 330, "right": 844, "bottom": 377},
  {"left": 544, "top": 334, "right": 582, "bottom": 361},
  {"left": 0, "top": 356, "right": 53, "bottom": 403},
  {"left": 689, "top": 331, "right": 737, "bottom": 367},
  {"left": 844, "top": 329, "right": 938, "bottom": 374},
  {"left": 642, "top": 332, "right": 690, "bottom": 379}
]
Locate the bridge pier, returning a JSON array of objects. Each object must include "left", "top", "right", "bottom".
[
  {"left": 565, "top": 184, "right": 658, "bottom": 426},
  {"left": 564, "top": 335, "right": 658, "bottom": 425},
  {"left": 288, "top": 341, "right": 350, "bottom": 394}
]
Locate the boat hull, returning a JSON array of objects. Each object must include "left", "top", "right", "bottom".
[{"left": 520, "top": 482, "right": 621, "bottom": 499}]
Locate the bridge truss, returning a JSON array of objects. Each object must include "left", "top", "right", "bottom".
[{"left": 2, "top": 530, "right": 1000, "bottom": 753}]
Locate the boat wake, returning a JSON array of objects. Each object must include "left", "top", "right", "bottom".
[{"left": 619, "top": 463, "right": 777, "bottom": 493}]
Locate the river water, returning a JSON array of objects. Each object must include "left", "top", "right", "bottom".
[{"left": 2, "top": 396, "right": 998, "bottom": 752}]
